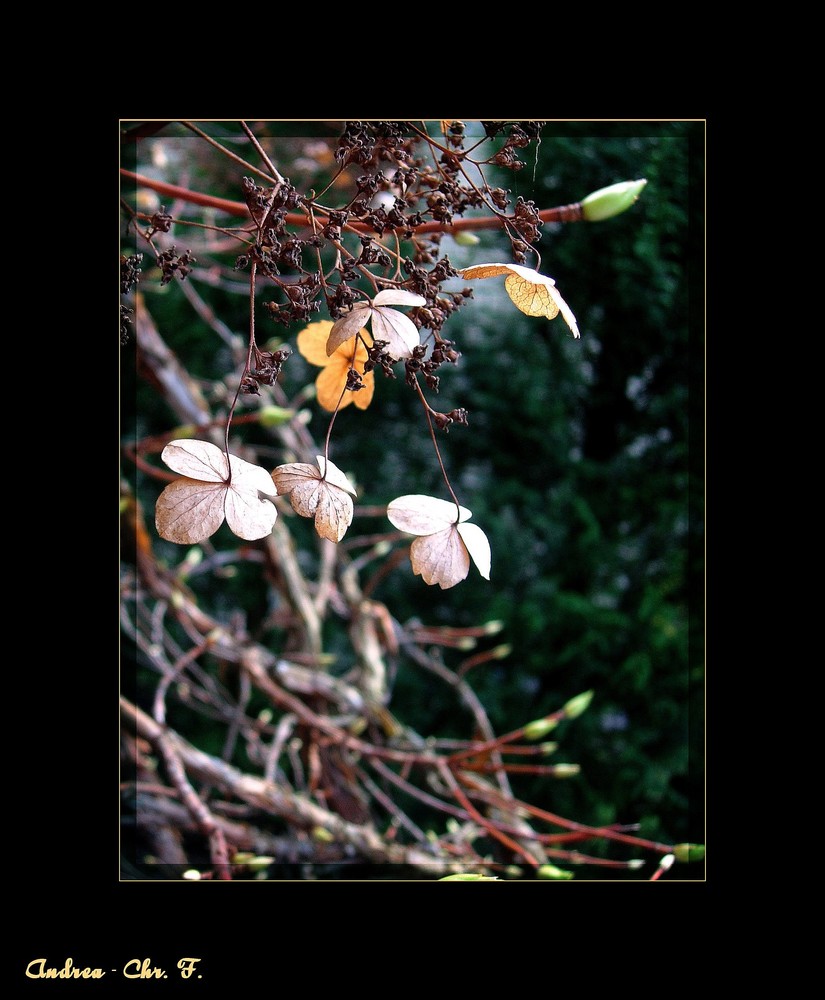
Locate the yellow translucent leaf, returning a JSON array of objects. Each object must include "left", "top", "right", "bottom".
[
  {"left": 459, "top": 262, "right": 580, "bottom": 338},
  {"left": 314, "top": 345, "right": 375, "bottom": 412},
  {"left": 504, "top": 273, "right": 560, "bottom": 319},
  {"left": 458, "top": 264, "right": 513, "bottom": 280},
  {"left": 297, "top": 321, "right": 336, "bottom": 366}
]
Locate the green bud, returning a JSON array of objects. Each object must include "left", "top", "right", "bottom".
[
  {"left": 439, "top": 872, "right": 499, "bottom": 881},
  {"left": 258, "top": 405, "right": 295, "bottom": 427},
  {"left": 539, "top": 741, "right": 559, "bottom": 756},
  {"left": 170, "top": 424, "right": 196, "bottom": 439},
  {"left": 246, "top": 855, "right": 275, "bottom": 872},
  {"left": 232, "top": 852, "right": 255, "bottom": 865},
  {"left": 562, "top": 690, "right": 594, "bottom": 720},
  {"left": 179, "top": 547, "right": 203, "bottom": 573},
  {"left": 673, "top": 843, "right": 706, "bottom": 863},
  {"left": 182, "top": 869, "right": 201, "bottom": 880},
  {"left": 483, "top": 620, "right": 505, "bottom": 635},
  {"left": 348, "top": 716, "right": 368, "bottom": 736},
  {"left": 537, "top": 864, "right": 574, "bottom": 880},
  {"left": 581, "top": 179, "right": 647, "bottom": 222},
  {"left": 552, "top": 763, "right": 581, "bottom": 778},
  {"left": 504, "top": 865, "right": 523, "bottom": 878},
  {"left": 311, "top": 826, "right": 334, "bottom": 843},
  {"left": 523, "top": 717, "right": 559, "bottom": 740},
  {"left": 454, "top": 231, "right": 481, "bottom": 246},
  {"left": 491, "top": 643, "right": 512, "bottom": 660}
]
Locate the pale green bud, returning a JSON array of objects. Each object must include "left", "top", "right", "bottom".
[
  {"left": 246, "top": 855, "right": 275, "bottom": 872},
  {"left": 539, "top": 741, "right": 559, "bottom": 756},
  {"left": 439, "top": 872, "right": 499, "bottom": 880},
  {"left": 562, "top": 690, "right": 594, "bottom": 720},
  {"left": 523, "top": 717, "right": 559, "bottom": 740},
  {"left": 258, "top": 405, "right": 295, "bottom": 427},
  {"left": 181, "top": 547, "right": 203, "bottom": 570},
  {"left": 484, "top": 620, "right": 505, "bottom": 635},
  {"left": 311, "top": 826, "right": 334, "bottom": 843},
  {"left": 673, "top": 843, "right": 706, "bottom": 863},
  {"left": 581, "top": 179, "right": 647, "bottom": 221},
  {"left": 537, "top": 864, "right": 574, "bottom": 880},
  {"left": 170, "top": 424, "right": 196, "bottom": 439},
  {"left": 454, "top": 231, "right": 481, "bottom": 246},
  {"left": 182, "top": 869, "right": 202, "bottom": 880},
  {"left": 552, "top": 763, "right": 581, "bottom": 778},
  {"left": 348, "top": 716, "right": 368, "bottom": 736}
]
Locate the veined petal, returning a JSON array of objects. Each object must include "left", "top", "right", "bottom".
[
  {"left": 371, "top": 307, "right": 420, "bottom": 358},
  {"left": 387, "top": 495, "right": 471, "bottom": 536},
  {"left": 161, "top": 440, "right": 229, "bottom": 483},
  {"left": 504, "top": 272, "right": 560, "bottom": 319},
  {"left": 227, "top": 454, "right": 281, "bottom": 497},
  {"left": 311, "top": 484, "right": 354, "bottom": 542},
  {"left": 552, "top": 290, "right": 580, "bottom": 339},
  {"left": 271, "top": 463, "right": 320, "bottom": 495},
  {"left": 224, "top": 484, "right": 278, "bottom": 540},
  {"left": 456, "top": 522, "right": 492, "bottom": 580},
  {"left": 326, "top": 303, "right": 371, "bottom": 355},
  {"left": 458, "top": 263, "right": 516, "bottom": 281},
  {"left": 271, "top": 459, "right": 355, "bottom": 542},
  {"left": 372, "top": 289, "right": 427, "bottom": 308},
  {"left": 316, "top": 457, "right": 357, "bottom": 495},
  {"left": 410, "top": 528, "right": 470, "bottom": 589},
  {"left": 155, "top": 478, "right": 227, "bottom": 544}
]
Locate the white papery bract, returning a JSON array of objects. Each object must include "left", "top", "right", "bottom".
[{"left": 387, "top": 494, "right": 491, "bottom": 589}]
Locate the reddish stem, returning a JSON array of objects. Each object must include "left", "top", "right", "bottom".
[{"left": 120, "top": 169, "right": 583, "bottom": 232}]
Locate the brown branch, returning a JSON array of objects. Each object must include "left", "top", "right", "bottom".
[
  {"left": 150, "top": 718, "right": 232, "bottom": 879},
  {"left": 133, "top": 293, "right": 214, "bottom": 429},
  {"left": 122, "top": 696, "right": 460, "bottom": 876},
  {"left": 121, "top": 168, "right": 584, "bottom": 234}
]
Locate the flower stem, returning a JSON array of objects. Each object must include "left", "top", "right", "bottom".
[
  {"left": 223, "top": 261, "right": 259, "bottom": 480},
  {"left": 414, "top": 378, "right": 461, "bottom": 518},
  {"left": 179, "top": 121, "right": 279, "bottom": 185},
  {"left": 240, "top": 120, "right": 284, "bottom": 184}
]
